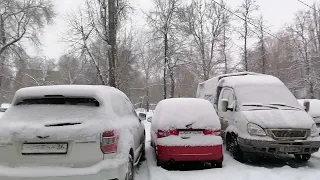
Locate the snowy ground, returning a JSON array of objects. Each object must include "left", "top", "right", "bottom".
[{"left": 136, "top": 121, "right": 320, "bottom": 180}]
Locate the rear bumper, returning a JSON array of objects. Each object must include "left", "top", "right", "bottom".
[
  {"left": 0, "top": 160, "right": 127, "bottom": 180},
  {"left": 157, "top": 145, "right": 223, "bottom": 162},
  {"left": 238, "top": 137, "right": 320, "bottom": 154}
]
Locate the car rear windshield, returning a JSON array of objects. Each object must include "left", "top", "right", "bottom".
[{"left": 16, "top": 97, "right": 100, "bottom": 107}]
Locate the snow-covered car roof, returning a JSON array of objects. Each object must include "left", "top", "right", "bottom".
[
  {"left": 12, "top": 85, "right": 127, "bottom": 106},
  {"left": 219, "top": 74, "right": 284, "bottom": 88},
  {"left": 152, "top": 98, "right": 220, "bottom": 130},
  {"left": 0, "top": 85, "right": 138, "bottom": 138},
  {"left": 298, "top": 99, "right": 320, "bottom": 117}
]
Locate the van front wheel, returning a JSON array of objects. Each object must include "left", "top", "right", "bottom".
[
  {"left": 227, "top": 134, "right": 244, "bottom": 162},
  {"left": 294, "top": 154, "right": 311, "bottom": 162}
]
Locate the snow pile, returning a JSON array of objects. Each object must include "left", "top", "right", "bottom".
[
  {"left": 12, "top": 85, "right": 126, "bottom": 106},
  {"left": 237, "top": 85, "right": 302, "bottom": 110},
  {"left": 219, "top": 75, "right": 284, "bottom": 88},
  {"left": 152, "top": 98, "right": 220, "bottom": 131},
  {"left": 157, "top": 135, "right": 222, "bottom": 146},
  {"left": 0, "top": 85, "right": 139, "bottom": 139},
  {"left": 242, "top": 109, "right": 314, "bottom": 129}
]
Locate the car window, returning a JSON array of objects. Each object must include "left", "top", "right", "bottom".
[{"left": 218, "top": 88, "right": 231, "bottom": 111}]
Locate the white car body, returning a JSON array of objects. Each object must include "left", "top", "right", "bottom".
[
  {"left": 298, "top": 99, "right": 320, "bottom": 133},
  {"left": 0, "top": 85, "right": 145, "bottom": 180},
  {"left": 197, "top": 72, "right": 320, "bottom": 157},
  {"left": 0, "top": 103, "right": 10, "bottom": 118}
]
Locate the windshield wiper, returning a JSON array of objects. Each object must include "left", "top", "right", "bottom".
[
  {"left": 268, "top": 103, "right": 301, "bottom": 110},
  {"left": 242, "top": 104, "right": 278, "bottom": 109},
  {"left": 45, "top": 122, "right": 82, "bottom": 127}
]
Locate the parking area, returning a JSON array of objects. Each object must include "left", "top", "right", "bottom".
[{"left": 136, "top": 122, "right": 320, "bottom": 180}]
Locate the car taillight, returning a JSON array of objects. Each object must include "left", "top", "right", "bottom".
[
  {"left": 157, "top": 129, "right": 179, "bottom": 138},
  {"left": 203, "top": 129, "right": 221, "bottom": 136},
  {"left": 101, "top": 130, "right": 119, "bottom": 154}
]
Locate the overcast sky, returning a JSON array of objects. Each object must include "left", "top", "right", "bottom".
[{"left": 28, "top": 0, "right": 320, "bottom": 60}]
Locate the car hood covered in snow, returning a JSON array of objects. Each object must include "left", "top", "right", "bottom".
[{"left": 242, "top": 109, "right": 314, "bottom": 129}]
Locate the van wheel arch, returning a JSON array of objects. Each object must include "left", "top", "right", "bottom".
[{"left": 226, "top": 132, "right": 244, "bottom": 162}]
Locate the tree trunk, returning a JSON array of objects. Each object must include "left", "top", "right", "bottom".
[
  {"left": 145, "top": 74, "right": 150, "bottom": 111},
  {"left": 169, "top": 67, "right": 174, "bottom": 98},
  {"left": 260, "top": 25, "right": 266, "bottom": 74},
  {"left": 223, "top": 25, "right": 228, "bottom": 74},
  {"left": 0, "top": 15, "right": 6, "bottom": 88},
  {"left": 163, "top": 33, "right": 168, "bottom": 99},
  {"left": 244, "top": 19, "right": 248, "bottom": 71},
  {"left": 108, "top": 0, "right": 117, "bottom": 87}
]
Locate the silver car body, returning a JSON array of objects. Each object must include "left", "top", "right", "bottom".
[{"left": 0, "top": 85, "right": 145, "bottom": 180}]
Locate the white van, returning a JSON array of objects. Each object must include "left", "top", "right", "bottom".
[{"left": 197, "top": 72, "right": 320, "bottom": 162}]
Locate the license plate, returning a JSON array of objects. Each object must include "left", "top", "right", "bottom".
[
  {"left": 179, "top": 131, "right": 203, "bottom": 137},
  {"left": 22, "top": 143, "right": 68, "bottom": 155},
  {"left": 279, "top": 146, "right": 301, "bottom": 153}
]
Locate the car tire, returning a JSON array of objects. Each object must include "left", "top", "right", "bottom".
[
  {"left": 215, "top": 161, "right": 223, "bottom": 168},
  {"left": 156, "top": 154, "right": 165, "bottom": 167},
  {"left": 227, "top": 134, "right": 244, "bottom": 162},
  {"left": 210, "top": 161, "right": 222, "bottom": 168},
  {"left": 294, "top": 154, "right": 311, "bottom": 162},
  {"left": 125, "top": 154, "right": 134, "bottom": 180}
]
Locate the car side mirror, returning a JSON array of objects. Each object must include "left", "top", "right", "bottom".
[
  {"left": 304, "top": 100, "right": 310, "bottom": 112},
  {"left": 147, "top": 117, "right": 152, "bottom": 122},
  {"left": 221, "top": 99, "right": 228, "bottom": 112},
  {"left": 138, "top": 113, "right": 146, "bottom": 121}
]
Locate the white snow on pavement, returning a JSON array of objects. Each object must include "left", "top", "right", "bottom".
[{"left": 140, "top": 121, "right": 320, "bottom": 180}]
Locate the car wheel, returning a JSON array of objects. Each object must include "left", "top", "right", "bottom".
[
  {"left": 294, "top": 154, "right": 311, "bottom": 162},
  {"left": 210, "top": 161, "right": 222, "bottom": 168},
  {"left": 215, "top": 161, "right": 223, "bottom": 168},
  {"left": 227, "top": 134, "right": 244, "bottom": 162},
  {"left": 156, "top": 154, "right": 165, "bottom": 167},
  {"left": 125, "top": 154, "right": 134, "bottom": 180}
]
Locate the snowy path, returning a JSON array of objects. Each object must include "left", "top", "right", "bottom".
[{"left": 138, "top": 121, "right": 320, "bottom": 180}]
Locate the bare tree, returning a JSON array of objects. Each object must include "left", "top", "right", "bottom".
[
  {"left": 136, "top": 37, "right": 159, "bottom": 110},
  {"left": 257, "top": 15, "right": 267, "bottom": 73},
  {"left": 65, "top": 0, "right": 130, "bottom": 87},
  {"left": 179, "top": 0, "right": 229, "bottom": 80},
  {"left": 0, "top": 0, "right": 55, "bottom": 88},
  {"left": 237, "top": 0, "right": 259, "bottom": 71},
  {"left": 146, "top": 0, "right": 180, "bottom": 99}
]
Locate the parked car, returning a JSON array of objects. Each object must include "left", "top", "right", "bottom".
[
  {"left": 0, "top": 85, "right": 145, "bottom": 180},
  {"left": 0, "top": 103, "right": 10, "bottom": 118},
  {"left": 151, "top": 98, "right": 223, "bottom": 168},
  {"left": 146, "top": 111, "right": 153, "bottom": 122},
  {"left": 197, "top": 72, "right": 320, "bottom": 162},
  {"left": 298, "top": 99, "right": 320, "bottom": 135}
]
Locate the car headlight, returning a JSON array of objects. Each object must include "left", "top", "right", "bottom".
[
  {"left": 311, "top": 123, "right": 319, "bottom": 137},
  {"left": 247, "top": 123, "right": 266, "bottom": 136}
]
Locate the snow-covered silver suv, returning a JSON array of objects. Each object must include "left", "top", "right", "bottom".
[
  {"left": 197, "top": 72, "right": 320, "bottom": 162},
  {"left": 0, "top": 85, "right": 145, "bottom": 180}
]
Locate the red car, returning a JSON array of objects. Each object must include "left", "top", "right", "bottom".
[{"left": 150, "top": 98, "right": 223, "bottom": 168}]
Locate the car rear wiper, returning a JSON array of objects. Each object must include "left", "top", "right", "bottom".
[
  {"left": 242, "top": 104, "right": 278, "bottom": 109},
  {"left": 268, "top": 103, "right": 301, "bottom": 110},
  {"left": 45, "top": 122, "right": 82, "bottom": 127}
]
